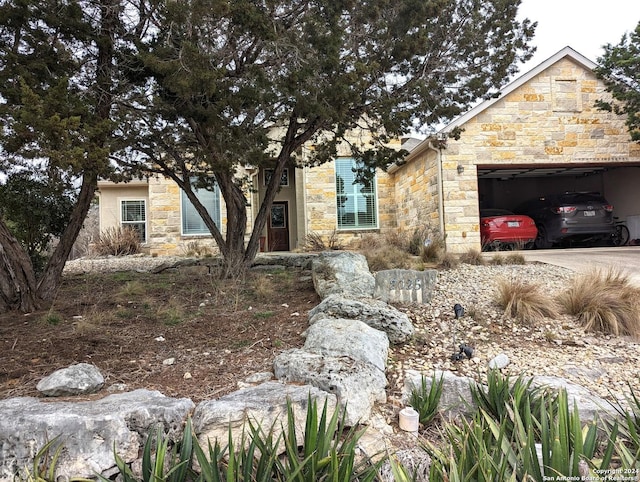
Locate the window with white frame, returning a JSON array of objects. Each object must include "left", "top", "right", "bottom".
[
  {"left": 181, "top": 181, "right": 221, "bottom": 235},
  {"left": 121, "top": 200, "right": 146, "bottom": 242},
  {"left": 335, "top": 158, "right": 378, "bottom": 230}
]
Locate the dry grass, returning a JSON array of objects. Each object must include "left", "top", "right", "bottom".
[
  {"left": 93, "top": 227, "right": 141, "bottom": 256},
  {"left": 181, "top": 240, "right": 215, "bottom": 257},
  {"left": 438, "top": 252, "right": 460, "bottom": 269},
  {"left": 251, "top": 274, "right": 276, "bottom": 301},
  {"left": 115, "top": 280, "right": 147, "bottom": 303},
  {"left": 459, "top": 248, "right": 485, "bottom": 266},
  {"left": 364, "top": 245, "right": 413, "bottom": 272},
  {"left": 495, "top": 278, "right": 558, "bottom": 324},
  {"left": 557, "top": 268, "right": 640, "bottom": 338},
  {"left": 489, "top": 253, "right": 527, "bottom": 266},
  {"left": 302, "top": 230, "right": 344, "bottom": 251},
  {"left": 504, "top": 253, "right": 526, "bottom": 265}
]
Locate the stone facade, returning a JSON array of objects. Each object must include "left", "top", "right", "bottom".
[
  {"left": 394, "top": 49, "right": 640, "bottom": 253},
  {"left": 98, "top": 132, "right": 401, "bottom": 255},
  {"left": 98, "top": 48, "right": 640, "bottom": 255}
]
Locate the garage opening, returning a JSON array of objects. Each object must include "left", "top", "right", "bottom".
[{"left": 477, "top": 163, "right": 640, "bottom": 245}]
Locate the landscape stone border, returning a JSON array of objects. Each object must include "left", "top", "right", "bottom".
[{"left": 1, "top": 252, "right": 622, "bottom": 480}]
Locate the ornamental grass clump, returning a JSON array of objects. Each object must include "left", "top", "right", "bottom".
[
  {"left": 495, "top": 277, "right": 558, "bottom": 324},
  {"left": 557, "top": 267, "right": 640, "bottom": 338},
  {"left": 459, "top": 248, "right": 485, "bottom": 266},
  {"left": 93, "top": 227, "right": 141, "bottom": 256}
]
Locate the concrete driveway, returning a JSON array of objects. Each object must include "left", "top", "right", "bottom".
[{"left": 519, "top": 246, "right": 640, "bottom": 287}]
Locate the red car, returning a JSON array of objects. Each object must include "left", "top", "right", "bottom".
[{"left": 480, "top": 209, "right": 538, "bottom": 250}]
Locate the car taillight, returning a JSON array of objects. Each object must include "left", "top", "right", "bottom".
[
  {"left": 603, "top": 204, "right": 614, "bottom": 212},
  {"left": 551, "top": 206, "right": 576, "bottom": 214}
]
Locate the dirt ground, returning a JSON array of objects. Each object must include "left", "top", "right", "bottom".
[{"left": 0, "top": 265, "right": 320, "bottom": 402}]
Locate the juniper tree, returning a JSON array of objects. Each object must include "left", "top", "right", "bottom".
[
  {"left": 595, "top": 21, "right": 640, "bottom": 142},
  {"left": 0, "top": 0, "right": 153, "bottom": 312},
  {"left": 120, "top": 0, "right": 536, "bottom": 277}
]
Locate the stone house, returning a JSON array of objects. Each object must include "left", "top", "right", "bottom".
[
  {"left": 98, "top": 130, "right": 401, "bottom": 256},
  {"left": 98, "top": 46, "right": 640, "bottom": 255},
  {"left": 391, "top": 46, "right": 640, "bottom": 252}
]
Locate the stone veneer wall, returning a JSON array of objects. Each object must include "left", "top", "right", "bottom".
[
  {"left": 391, "top": 144, "right": 441, "bottom": 239},
  {"left": 303, "top": 137, "right": 399, "bottom": 248},
  {"left": 395, "top": 57, "right": 640, "bottom": 253},
  {"left": 146, "top": 176, "right": 228, "bottom": 256}
]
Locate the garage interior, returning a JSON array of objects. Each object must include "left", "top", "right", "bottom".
[{"left": 477, "top": 164, "right": 640, "bottom": 242}]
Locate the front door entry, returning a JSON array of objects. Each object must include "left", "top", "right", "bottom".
[{"left": 267, "top": 201, "right": 290, "bottom": 251}]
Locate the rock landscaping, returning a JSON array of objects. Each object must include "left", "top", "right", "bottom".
[{"left": 1, "top": 251, "right": 638, "bottom": 480}]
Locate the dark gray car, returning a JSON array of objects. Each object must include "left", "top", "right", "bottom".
[{"left": 515, "top": 192, "right": 615, "bottom": 248}]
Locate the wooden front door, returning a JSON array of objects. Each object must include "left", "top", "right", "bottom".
[{"left": 267, "top": 201, "right": 290, "bottom": 251}]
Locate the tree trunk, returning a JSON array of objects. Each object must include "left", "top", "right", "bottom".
[
  {"left": 0, "top": 219, "right": 41, "bottom": 313},
  {"left": 216, "top": 171, "right": 250, "bottom": 278},
  {"left": 36, "top": 172, "right": 98, "bottom": 304}
]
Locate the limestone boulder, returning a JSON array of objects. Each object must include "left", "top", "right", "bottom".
[
  {"left": 274, "top": 349, "right": 387, "bottom": 426},
  {"left": 304, "top": 318, "right": 389, "bottom": 371},
  {"left": 0, "top": 390, "right": 194, "bottom": 480},
  {"left": 403, "top": 369, "right": 476, "bottom": 417},
  {"left": 311, "top": 252, "right": 375, "bottom": 299},
  {"left": 308, "top": 295, "right": 414, "bottom": 344},
  {"left": 193, "top": 382, "right": 335, "bottom": 451},
  {"left": 36, "top": 363, "right": 104, "bottom": 396},
  {"left": 531, "top": 376, "right": 617, "bottom": 423}
]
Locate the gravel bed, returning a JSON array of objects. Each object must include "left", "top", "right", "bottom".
[{"left": 388, "top": 262, "right": 640, "bottom": 406}]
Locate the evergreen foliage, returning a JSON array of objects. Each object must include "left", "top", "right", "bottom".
[
  {"left": 595, "top": 21, "right": 640, "bottom": 142},
  {"left": 119, "top": 0, "right": 536, "bottom": 276}
]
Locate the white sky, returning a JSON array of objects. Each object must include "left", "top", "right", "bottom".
[{"left": 516, "top": 0, "right": 640, "bottom": 75}]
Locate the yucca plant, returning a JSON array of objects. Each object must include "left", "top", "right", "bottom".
[
  {"left": 511, "top": 389, "right": 616, "bottom": 479},
  {"left": 21, "top": 437, "right": 64, "bottom": 482},
  {"left": 470, "top": 369, "right": 552, "bottom": 439},
  {"left": 408, "top": 373, "right": 444, "bottom": 427},
  {"left": 99, "top": 420, "right": 194, "bottom": 482},
  {"left": 194, "top": 420, "right": 285, "bottom": 482},
  {"left": 279, "top": 396, "right": 381, "bottom": 482},
  {"left": 605, "top": 383, "right": 640, "bottom": 469},
  {"left": 423, "top": 409, "right": 519, "bottom": 481}
]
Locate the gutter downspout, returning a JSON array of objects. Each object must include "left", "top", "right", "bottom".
[{"left": 427, "top": 140, "right": 445, "bottom": 240}]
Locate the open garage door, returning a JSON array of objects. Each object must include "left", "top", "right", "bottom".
[{"left": 477, "top": 163, "right": 640, "bottom": 243}]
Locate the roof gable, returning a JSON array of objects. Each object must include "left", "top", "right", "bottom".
[{"left": 439, "top": 46, "right": 597, "bottom": 134}]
